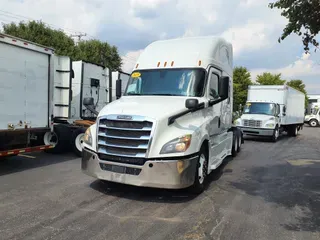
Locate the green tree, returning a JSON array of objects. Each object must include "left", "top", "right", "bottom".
[
  {"left": 256, "top": 72, "right": 286, "bottom": 85},
  {"left": 286, "top": 79, "right": 308, "bottom": 107},
  {"left": 233, "top": 66, "right": 252, "bottom": 111},
  {"left": 76, "top": 40, "right": 122, "bottom": 71},
  {"left": 269, "top": 0, "right": 320, "bottom": 52},
  {"left": 2, "top": 21, "right": 122, "bottom": 71}
]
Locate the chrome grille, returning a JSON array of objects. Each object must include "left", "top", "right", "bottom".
[
  {"left": 243, "top": 119, "right": 262, "bottom": 128},
  {"left": 97, "top": 116, "right": 153, "bottom": 165}
]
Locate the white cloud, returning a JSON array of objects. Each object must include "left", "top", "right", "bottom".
[
  {"left": 250, "top": 53, "right": 320, "bottom": 80},
  {"left": 221, "top": 22, "right": 270, "bottom": 56},
  {"left": 121, "top": 49, "right": 143, "bottom": 73},
  {"left": 1, "top": 0, "right": 319, "bottom": 93}
]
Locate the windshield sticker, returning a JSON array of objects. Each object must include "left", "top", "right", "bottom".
[
  {"left": 246, "top": 103, "right": 251, "bottom": 106},
  {"left": 131, "top": 72, "right": 141, "bottom": 78}
]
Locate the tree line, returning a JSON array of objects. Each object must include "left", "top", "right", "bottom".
[
  {"left": 233, "top": 66, "right": 309, "bottom": 112},
  {"left": 1, "top": 21, "right": 122, "bottom": 71}
]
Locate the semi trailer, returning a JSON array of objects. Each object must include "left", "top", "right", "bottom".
[
  {"left": 0, "top": 33, "right": 112, "bottom": 158},
  {"left": 235, "top": 85, "right": 305, "bottom": 142},
  {"left": 81, "top": 36, "right": 244, "bottom": 193}
]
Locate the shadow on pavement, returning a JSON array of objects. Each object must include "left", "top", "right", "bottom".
[
  {"left": 231, "top": 161, "right": 320, "bottom": 232},
  {"left": 0, "top": 152, "right": 79, "bottom": 176},
  {"left": 90, "top": 156, "right": 232, "bottom": 204},
  {"left": 244, "top": 134, "right": 290, "bottom": 143}
]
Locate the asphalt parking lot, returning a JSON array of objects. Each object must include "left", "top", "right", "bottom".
[{"left": 0, "top": 126, "right": 319, "bottom": 240}]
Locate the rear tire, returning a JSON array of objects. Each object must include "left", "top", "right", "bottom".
[
  {"left": 44, "top": 125, "right": 70, "bottom": 154},
  {"left": 237, "top": 130, "right": 242, "bottom": 153},
  {"left": 288, "top": 125, "right": 298, "bottom": 137},
  {"left": 71, "top": 127, "right": 86, "bottom": 157},
  {"left": 190, "top": 146, "right": 208, "bottom": 194}
]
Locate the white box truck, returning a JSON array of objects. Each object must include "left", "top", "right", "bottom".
[
  {"left": 235, "top": 85, "right": 305, "bottom": 142},
  {"left": 0, "top": 33, "right": 63, "bottom": 157},
  {"left": 81, "top": 36, "right": 243, "bottom": 193}
]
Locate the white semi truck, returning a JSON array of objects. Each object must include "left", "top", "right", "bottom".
[
  {"left": 81, "top": 36, "right": 243, "bottom": 193},
  {"left": 0, "top": 33, "right": 112, "bottom": 157},
  {"left": 235, "top": 85, "right": 305, "bottom": 142}
]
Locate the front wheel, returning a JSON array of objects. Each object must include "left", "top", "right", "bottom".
[
  {"left": 271, "top": 127, "right": 279, "bottom": 142},
  {"left": 190, "top": 146, "right": 208, "bottom": 194},
  {"left": 71, "top": 128, "right": 86, "bottom": 157},
  {"left": 309, "top": 119, "right": 318, "bottom": 127}
]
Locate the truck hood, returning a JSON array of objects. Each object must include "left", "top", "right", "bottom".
[
  {"left": 98, "top": 96, "right": 194, "bottom": 120},
  {"left": 240, "top": 114, "right": 275, "bottom": 121}
]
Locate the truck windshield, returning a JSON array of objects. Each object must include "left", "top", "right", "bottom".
[
  {"left": 124, "top": 68, "right": 206, "bottom": 97},
  {"left": 243, "top": 102, "right": 276, "bottom": 116}
]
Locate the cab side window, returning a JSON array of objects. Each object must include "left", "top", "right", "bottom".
[{"left": 209, "top": 74, "right": 219, "bottom": 100}]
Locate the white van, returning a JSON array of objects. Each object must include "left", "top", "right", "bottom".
[{"left": 81, "top": 36, "right": 243, "bottom": 193}]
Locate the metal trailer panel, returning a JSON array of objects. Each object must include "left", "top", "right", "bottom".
[
  {"left": 71, "top": 61, "right": 109, "bottom": 120},
  {"left": 0, "top": 42, "right": 51, "bottom": 130},
  {"left": 53, "top": 56, "right": 72, "bottom": 119},
  {"left": 247, "top": 85, "right": 286, "bottom": 105},
  {"left": 283, "top": 86, "right": 305, "bottom": 125}
]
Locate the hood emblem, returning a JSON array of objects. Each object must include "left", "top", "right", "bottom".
[{"left": 117, "top": 115, "right": 132, "bottom": 120}]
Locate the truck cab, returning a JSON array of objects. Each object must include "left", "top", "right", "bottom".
[
  {"left": 235, "top": 85, "right": 305, "bottom": 142},
  {"left": 81, "top": 36, "right": 242, "bottom": 193},
  {"left": 305, "top": 107, "right": 320, "bottom": 127}
]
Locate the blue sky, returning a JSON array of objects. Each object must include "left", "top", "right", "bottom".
[{"left": 1, "top": 0, "right": 320, "bottom": 94}]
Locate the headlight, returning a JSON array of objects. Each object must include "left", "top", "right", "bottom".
[
  {"left": 83, "top": 127, "right": 92, "bottom": 146},
  {"left": 160, "top": 134, "right": 192, "bottom": 154},
  {"left": 235, "top": 119, "right": 241, "bottom": 126},
  {"left": 265, "top": 123, "right": 275, "bottom": 128}
]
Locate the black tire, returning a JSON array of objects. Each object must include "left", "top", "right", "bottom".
[
  {"left": 232, "top": 133, "right": 238, "bottom": 157},
  {"left": 44, "top": 125, "right": 71, "bottom": 154},
  {"left": 271, "top": 126, "right": 279, "bottom": 142},
  {"left": 237, "top": 130, "right": 242, "bottom": 153},
  {"left": 71, "top": 127, "right": 86, "bottom": 157},
  {"left": 288, "top": 125, "right": 298, "bottom": 137},
  {"left": 190, "top": 145, "right": 208, "bottom": 194},
  {"left": 309, "top": 119, "right": 318, "bottom": 127}
]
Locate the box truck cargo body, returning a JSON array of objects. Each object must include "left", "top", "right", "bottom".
[
  {"left": 0, "top": 33, "right": 59, "bottom": 156},
  {"left": 0, "top": 33, "right": 113, "bottom": 157},
  {"left": 235, "top": 85, "right": 305, "bottom": 141}
]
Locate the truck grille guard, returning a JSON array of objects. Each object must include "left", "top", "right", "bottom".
[{"left": 96, "top": 115, "right": 155, "bottom": 165}]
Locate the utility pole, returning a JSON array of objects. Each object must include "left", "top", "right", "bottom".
[{"left": 70, "top": 33, "right": 87, "bottom": 45}]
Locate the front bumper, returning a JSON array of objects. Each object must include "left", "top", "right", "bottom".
[
  {"left": 81, "top": 148, "right": 198, "bottom": 189},
  {"left": 239, "top": 126, "right": 274, "bottom": 136}
]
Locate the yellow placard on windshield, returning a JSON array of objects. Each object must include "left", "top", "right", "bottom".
[
  {"left": 131, "top": 72, "right": 141, "bottom": 78},
  {"left": 246, "top": 102, "right": 251, "bottom": 106}
]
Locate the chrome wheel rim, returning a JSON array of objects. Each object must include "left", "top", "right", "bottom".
[{"left": 75, "top": 133, "right": 85, "bottom": 152}]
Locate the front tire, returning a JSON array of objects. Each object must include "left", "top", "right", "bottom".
[
  {"left": 271, "top": 126, "right": 279, "bottom": 142},
  {"left": 71, "top": 127, "right": 86, "bottom": 157},
  {"left": 190, "top": 146, "right": 208, "bottom": 194},
  {"left": 309, "top": 119, "right": 318, "bottom": 127}
]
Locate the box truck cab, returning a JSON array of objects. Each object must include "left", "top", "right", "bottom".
[
  {"left": 81, "top": 36, "right": 243, "bottom": 193},
  {"left": 305, "top": 105, "right": 320, "bottom": 127},
  {"left": 235, "top": 85, "right": 305, "bottom": 142}
]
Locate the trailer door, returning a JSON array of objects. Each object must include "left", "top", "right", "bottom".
[{"left": 0, "top": 43, "right": 50, "bottom": 130}]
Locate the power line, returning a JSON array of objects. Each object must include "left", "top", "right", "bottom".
[{"left": 0, "top": 9, "right": 94, "bottom": 37}]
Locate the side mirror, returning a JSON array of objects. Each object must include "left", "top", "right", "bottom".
[
  {"left": 116, "top": 79, "right": 122, "bottom": 99},
  {"left": 83, "top": 97, "right": 94, "bottom": 106},
  {"left": 219, "top": 76, "right": 229, "bottom": 100},
  {"left": 185, "top": 99, "right": 199, "bottom": 109}
]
